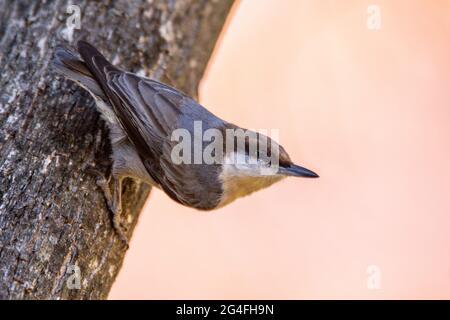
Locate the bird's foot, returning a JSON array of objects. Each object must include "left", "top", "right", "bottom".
[
  {"left": 85, "top": 165, "right": 129, "bottom": 248},
  {"left": 112, "top": 208, "right": 129, "bottom": 249}
]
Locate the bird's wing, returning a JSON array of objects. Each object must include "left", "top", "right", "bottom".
[
  {"left": 107, "top": 73, "right": 224, "bottom": 209},
  {"left": 77, "top": 41, "right": 223, "bottom": 209}
]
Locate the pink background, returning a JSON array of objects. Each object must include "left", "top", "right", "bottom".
[{"left": 110, "top": 0, "right": 450, "bottom": 299}]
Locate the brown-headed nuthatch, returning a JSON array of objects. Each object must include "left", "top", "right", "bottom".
[{"left": 53, "top": 41, "right": 318, "bottom": 245}]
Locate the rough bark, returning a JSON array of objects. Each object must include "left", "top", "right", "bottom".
[{"left": 0, "top": 0, "right": 234, "bottom": 299}]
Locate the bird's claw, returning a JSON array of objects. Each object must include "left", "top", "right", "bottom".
[{"left": 85, "top": 165, "right": 129, "bottom": 248}]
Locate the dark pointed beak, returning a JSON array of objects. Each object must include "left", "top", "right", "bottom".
[{"left": 279, "top": 164, "right": 319, "bottom": 178}]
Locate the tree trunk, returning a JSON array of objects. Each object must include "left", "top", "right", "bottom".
[{"left": 0, "top": 0, "right": 234, "bottom": 299}]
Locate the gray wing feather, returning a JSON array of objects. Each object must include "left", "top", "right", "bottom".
[
  {"left": 75, "top": 40, "right": 224, "bottom": 209},
  {"left": 107, "top": 72, "right": 224, "bottom": 209}
]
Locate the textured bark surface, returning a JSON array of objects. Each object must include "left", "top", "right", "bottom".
[{"left": 0, "top": 0, "right": 234, "bottom": 299}]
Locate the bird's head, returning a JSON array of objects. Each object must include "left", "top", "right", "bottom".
[{"left": 217, "top": 129, "right": 318, "bottom": 207}]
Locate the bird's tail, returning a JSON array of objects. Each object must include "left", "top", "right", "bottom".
[{"left": 53, "top": 45, "right": 106, "bottom": 100}]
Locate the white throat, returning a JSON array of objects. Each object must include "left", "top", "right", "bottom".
[{"left": 217, "top": 152, "right": 285, "bottom": 208}]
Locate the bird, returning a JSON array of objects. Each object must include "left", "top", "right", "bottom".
[{"left": 53, "top": 40, "right": 319, "bottom": 245}]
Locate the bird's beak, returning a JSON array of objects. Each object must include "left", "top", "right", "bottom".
[{"left": 279, "top": 164, "right": 319, "bottom": 178}]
